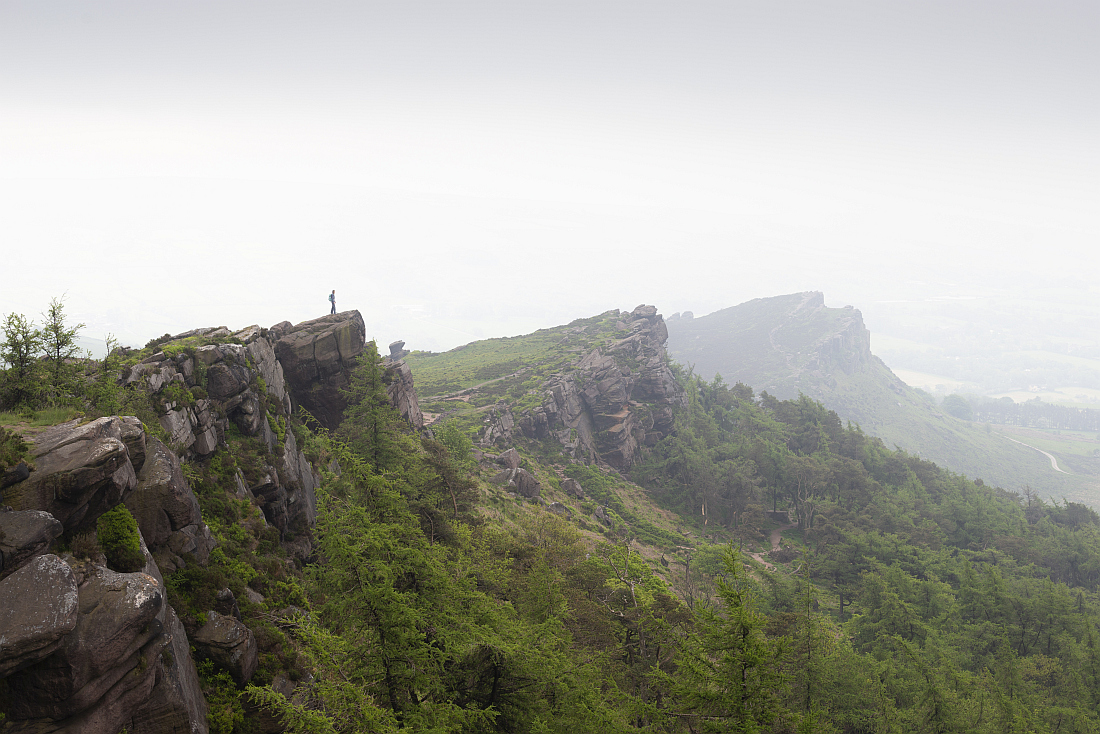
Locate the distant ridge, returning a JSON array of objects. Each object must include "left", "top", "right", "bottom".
[{"left": 667, "top": 292, "right": 1087, "bottom": 498}]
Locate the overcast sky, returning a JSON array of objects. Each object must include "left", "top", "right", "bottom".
[{"left": 1, "top": 1, "right": 1097, "bottom": 354}]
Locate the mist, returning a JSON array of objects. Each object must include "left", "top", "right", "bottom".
[{"left": 1, "top": 1, "right": 1097, "bottom": 399}]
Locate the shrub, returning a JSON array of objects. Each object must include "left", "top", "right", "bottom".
[
  {"left": 0, "top": 426, "right": 30, "bottom": 471},
  {"left": 96, "top": 505, "right": 145, "bottom": 572}
]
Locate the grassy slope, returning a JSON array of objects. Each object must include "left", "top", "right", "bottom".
[
  {"left": 406, "top": 310, "right": 635, "bottom": 423},
  {"left": 667, "top": 293, "right": 1100, "bottom": 504},
  {"left": 405, "top": 310, "right": 739, "bottom": 583}
]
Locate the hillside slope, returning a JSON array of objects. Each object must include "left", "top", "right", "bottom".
[{"left": 666, "top": 291, "right": 1096, "bottom": 501}]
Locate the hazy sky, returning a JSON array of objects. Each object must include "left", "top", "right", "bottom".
[{"left": 1, "top": 1, "right": 1097, "bottom": 353}]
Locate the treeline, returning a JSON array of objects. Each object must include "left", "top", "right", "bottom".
[
  {"left": 970, "top": 395, "right": 1100, "bottom": 431},
  {"left": 225, "top": 354, "right": 1100, "bottom": 732},
  {"left": 631, "top": 372, "right": 1100, "bottom": 731}
]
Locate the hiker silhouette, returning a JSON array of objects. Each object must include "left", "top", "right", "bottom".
[{"left": 329, "top": 290, "right": 336, "bottom": 314}]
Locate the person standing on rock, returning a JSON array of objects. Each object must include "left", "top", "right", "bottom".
[{"left": 329, "top": 289, "right": 336, "bottom": 314}]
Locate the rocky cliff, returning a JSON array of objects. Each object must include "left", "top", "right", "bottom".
[
  {"left": 665, "top": 292, "right": 1067, "bottom": 494},
  {"left": 508, "top": 305, "right": 684, "bottom": 470},
  {"left": 1, "top": 418, "right": 209, "bottom": 734},
  {"left": 0, "top": 310, "right": 424, "bottom": 734},
  {"left": 272, "top": 311, "right": 366, "bottom": 429},
  {"left": 411, "top": 305, "right": 684, "bottom": 472}
]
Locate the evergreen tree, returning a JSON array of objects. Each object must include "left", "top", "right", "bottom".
[{"left": 672, "top": 546, "right": 790, "bottom": 732}]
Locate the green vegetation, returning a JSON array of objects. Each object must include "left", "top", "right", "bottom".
[
  {"left": 664, "top": 292, "right": 1100, "bottom": 501},
  {"left": 406, "top": 310, "right": 626, "bottom": 418},
  {"left": 14, "top": 296, "right": 1100, "bottom": 732},
  {"left": 941, "top": 393, "right": 973, "bottom": 420},
  {"left": 0, "top": 426, "right": 30, "bottom": 471},
  {"left": 96, "top": 505, "right": 145, "bottom": 573}
]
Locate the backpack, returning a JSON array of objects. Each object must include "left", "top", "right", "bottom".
[{"left": 328, "top": 293, "right": 335, "bottom": 303}]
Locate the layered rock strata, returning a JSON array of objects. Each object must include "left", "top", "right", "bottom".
[
  {"left": 0, "top": 418, "right": 209, "bottom": 734},
  {"left": 479, "top": 305, "right": 685, "bottom": 471}
]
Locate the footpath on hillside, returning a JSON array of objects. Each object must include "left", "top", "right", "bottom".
[{"left": 748, "top": 522, "right": 798, "bottom": 572}]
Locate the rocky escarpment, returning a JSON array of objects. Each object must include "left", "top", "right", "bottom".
[
  {"left": 272, "top": 311, "right": 367, "bottom": 429},
  {"left": 0, "top": 310, "right": 428, "bottom": 733},
  {"left": 666, "top": 291, "right": 877, "bottom": 397},
  {"left": 0, "top": 419, "right": 209, "bottom": 734},
  {"left": 121, "top": 321, "right": 331, "bottom": 558},
  {"left": 479, "top": 305, "right": 685, "bottom": 471}
]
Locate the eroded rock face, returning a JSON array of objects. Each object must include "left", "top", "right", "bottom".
[
  {"left": 0, "top": 417, "right": 210, "bottom": 734},
  {"left": 0, "top": 548, "right": 208, "bottom": 734},
  {"left": 484, "top": 305, "right": 686, "bottom": 471},
  {"left": 383, "top": 358, "right": 424, "bottom": 429},
  {"left": 275, "top": 310, "right": 367, "bottom": 429},
  {"left": 2, "top": 562, "right": 167, "bottom": 729},
  {"left": 4, "top": 418, "right": 139, "bottom": 532},
  {"left": 123, "top": 327, "right": 293, "bottom": 459},
  {"left": 128, "top": 606, "right": 209, "bottom": 734},
  {"left": 124, "top": 437, "right": 214, "bottom": 570}
]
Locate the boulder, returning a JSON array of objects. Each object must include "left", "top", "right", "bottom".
[
  {"left": 561, "top": 478, "right": 584, "bottom": 499},
  {"left": 0, "top": 554, "right": 79, "bottom": 677},
  {"left": 513, "top": 469, "right": 541, "bottom": 499},
  {"left": 488, "top": 468, "right": 515, "bottom": 486},
  {"left": 547, "top": 502, "right": 571, "bottom": 518},
  {"left": 495, "top": 448, "right": 521, "bottom": 472},
  {"left": 215, "top": 588, "right": 243, "bottom": 622},
  {"left": 1, "top": 460, "right": 30, "bottom": 490},
  {"left": 4, "top": 418, "right": 138, "bottom": 532},
  {"left": 275, "top": 311, "right": 367, "bottom": 429},
  {"left": 0, "top": 509, "right": 64, "bottom": 581},
  {"left": 3, "top": 562, "right": 167, "bottom": 728},
  {"left": 192, "top": 610, "right": 258, "bottom": 686}
]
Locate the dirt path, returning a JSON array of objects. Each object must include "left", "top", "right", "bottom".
[
  {"left": 770, "top": 522, "right": 796, "bottom": 550},
  {"left": 422, "top": 366, "right": 532, "bottom": 401},
  {"left": 1005, "top": 436, "right": 1070, "bottom": 474},
  {"left": 749, "top": 522, "right": 797, "bottom": 571}
]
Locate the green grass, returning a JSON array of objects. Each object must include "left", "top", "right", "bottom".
[
  {"left": 0, "top": 406, "right": 82, "bottom": 427},
  {"left": 405, "top": 310, "right": 631, "bottom": 428}
]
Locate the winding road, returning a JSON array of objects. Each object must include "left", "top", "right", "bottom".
[{"left": 1004, "top": 436, "right": 1069, "bottom": 474}]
